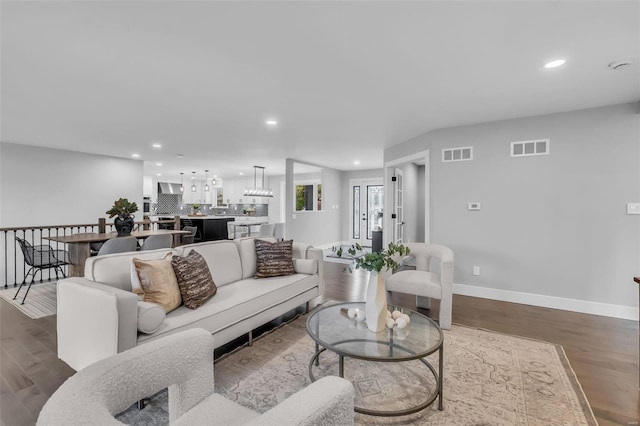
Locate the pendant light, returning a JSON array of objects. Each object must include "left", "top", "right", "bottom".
[
  {"left": 204, "top": 170, "right": 210, "bottom": 192},
  {"left": 244, "top": 166, "right": 273, "bottom": 197},
  {"left": 179, "top": 172, "right": 184, "bottom": 192},
  {"left": 191, "top": 171, "right": 197, "bottom": 192}
]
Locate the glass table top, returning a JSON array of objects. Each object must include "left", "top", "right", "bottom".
[{"left": 306, "top": 302, "right": 443, "bottom": 361}]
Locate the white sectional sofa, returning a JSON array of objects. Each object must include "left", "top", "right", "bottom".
[{"left": 56, "top": 237, "right": 323, "bottom": 371}]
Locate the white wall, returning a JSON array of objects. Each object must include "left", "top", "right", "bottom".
[
  {"left": 267, "top": 174, "right": 285, "bottom": 224},
  {"left": 384, "top": 102, "right": 640, "bottom": 318},
  {"left": 284, "top": 159, "right": 342, "bottom": 246},
  {"left": 0, "top": 142, "right": 143, "bottom": 227}
]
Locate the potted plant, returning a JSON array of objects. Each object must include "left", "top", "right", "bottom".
[
  {"left": 192, "top": 203, "right": 201, "bottom": 215},
  {"left": 106, "top": 198, "right": 138, "bottom": 236},
  {"left": 350, "top": 242, "right": 410, "bottom": 332}
]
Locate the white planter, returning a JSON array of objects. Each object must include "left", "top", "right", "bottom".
[{"left": 365, "top": 271, "right": 387, "bottom": 332}]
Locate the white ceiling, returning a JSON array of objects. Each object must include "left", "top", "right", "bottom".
[{"left": 1, "top": 1, "right": 638, "bottom": 182}]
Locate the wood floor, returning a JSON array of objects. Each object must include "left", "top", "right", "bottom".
[{"left": 0, "top": 262, "right": 638, "bottom": 425}]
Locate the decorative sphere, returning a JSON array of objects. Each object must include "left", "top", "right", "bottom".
[
  {"left": 385, "top": 318, "right": 396, "bottom": 329},
  {"left": 392, "top": 310, "right": 403, "bottom": 320},
  {"left": 396, "top": 329, "right": 408, "bottom": 340},
  {"left": 386, "top": 310, "right": 392, "bottom": 318},
  {"left": 401, "top": 314, "right": 411, "bottom": 324},
  {"left": 355, "top": 310, "right": 366, "bottom": 322},
  {"left": 395, "top": 317, "right": 407, "bottom": 329},
  {"left": 347, "top": 308, "right": 357, "bottom": 319}
]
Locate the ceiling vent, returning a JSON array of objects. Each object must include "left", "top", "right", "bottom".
[{"left": 608, "top": 59, "right": 634, "bottom": 71}]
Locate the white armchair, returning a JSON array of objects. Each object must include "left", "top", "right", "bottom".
[
  {"left": 38, "top": 328, "right": 355, "bottom": 426},
  {"left": 385, "top": 243, "right": 454, "bottom": 329}
]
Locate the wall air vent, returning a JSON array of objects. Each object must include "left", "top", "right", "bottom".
[
  {"left": 442, "top": 146, "right": 473, "bottom": 163},
  {"left": 511, "top": 139, "right": 549, "bottom": 157}
]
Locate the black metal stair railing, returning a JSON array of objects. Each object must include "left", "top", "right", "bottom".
[{"left": 0, "top": 217, "right": 177, "bottom": 288}]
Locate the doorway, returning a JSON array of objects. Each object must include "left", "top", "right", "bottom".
[
  {"left": 349, "top": 178, "right": 383, "bottom": 247},
  {"left": 383, "top": 150, "right": 430, "bottom": 246}
]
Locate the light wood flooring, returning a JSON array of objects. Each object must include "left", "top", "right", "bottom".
[{"left": 0, "top": 262, "right": 638, "bottom": 425}]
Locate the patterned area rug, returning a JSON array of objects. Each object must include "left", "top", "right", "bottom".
[
  {"left": 0, "top": 282, "right": 56, "bottom": 319},
  {"left": 117, "top": 311, "right": 596, "bottom": 425}
]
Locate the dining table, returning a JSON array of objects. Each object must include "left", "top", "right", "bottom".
[{"left": 43, "top": 229, "right": 190, "bottom": 277}]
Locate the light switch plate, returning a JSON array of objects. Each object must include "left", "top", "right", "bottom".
[
  {"left": 468, "top": 202, "right": 481, "bottom": 211},
  {"left": 627, "top": 203, "right": 640, "bottom": 215}
]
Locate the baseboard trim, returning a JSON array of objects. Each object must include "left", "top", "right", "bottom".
[{"left": 453, "top": 283, "right": 639, "bottom": 321}]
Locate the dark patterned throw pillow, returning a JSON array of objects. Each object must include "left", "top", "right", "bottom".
[
  {"left": 171, "top": 250, "right": 217, "bottom": 309},
  {"left": 254, "top": 239, "right": 295, "bottom": 278}
]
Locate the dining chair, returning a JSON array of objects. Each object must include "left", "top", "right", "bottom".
[
  {"left": 96, "top": 237, "right": 138, "bottom": 256},
  {"left": 180, "top": 226, "right": 198, "bottom": 245},
  {"left": 140, "top": 234, "right": 173, "bottom": 251},
  {"left": 13, "top": 237, "right": 71, "bottom": 304},
  {"left": 274, "top": 223, "right": 285, "bottom": 240}
]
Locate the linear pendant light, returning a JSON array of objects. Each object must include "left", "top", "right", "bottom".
[{"left": 244, "top": 166, "right": 273, "bottom": 197}]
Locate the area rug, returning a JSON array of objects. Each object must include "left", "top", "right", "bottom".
[
  {"left": 0, "top": 282, "right": 57, "bottom": 319},
  {"left": 117, "top": 312, "right": 596, "bottom": 425}
]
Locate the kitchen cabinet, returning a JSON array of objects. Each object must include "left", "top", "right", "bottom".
[
  {"left": 223, "top": 179, "right": 236, "bottom": 204},
  {"left": 221, "top": 178, "right": 271, "bottom": 205}
]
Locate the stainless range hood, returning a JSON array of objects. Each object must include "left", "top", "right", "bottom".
[{"left": 157, "top": 182, "right": 183, "bottom": 194}]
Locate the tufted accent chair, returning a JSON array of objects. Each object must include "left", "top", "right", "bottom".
[{"left": 38, "top": 328, "right": 354, "bottom": 425}]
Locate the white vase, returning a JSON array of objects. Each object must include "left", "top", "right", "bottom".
[{"left": 365, "top": 271, "right": 387, "bottom": 332}]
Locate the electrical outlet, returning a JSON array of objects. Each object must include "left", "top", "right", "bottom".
[{"left": 473, "top": 266, "right": 480, "bottom": 276}]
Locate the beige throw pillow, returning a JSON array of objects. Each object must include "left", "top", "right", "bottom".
[
  {"left": 171, "top": 250, "right": 217, "bottom": 309},
  {"left": 132, "top": 253, "right": 182, "bottom": 313},
  {"left": 254, "top": 239, "right": 295, "bottom": 278}
]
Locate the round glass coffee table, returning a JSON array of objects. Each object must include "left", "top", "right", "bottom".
[{"left": 306, "top": 302, "right": 443, "bottom": 417}]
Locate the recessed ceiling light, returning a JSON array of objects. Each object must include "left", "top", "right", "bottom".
[
  {"left": 152, "top": 143, "right": 162, "bottom": 149},
  {"left": 265, "top": 120, "right": 278, "bottom": 126},
  {"left": 156, "top": 173, "right": 162, "bottom": 176},
  {"left": 544, "top": 59, "right": 566, "bottom": 69},
  {"left": 155, "top": 162, "right": 163, "bottom": 166},
  {"left": 131, "top": 153, "right": 140, "bottom": 158},
  {"left": 239, "top": 172, "right": 244, "bottom": 176},
  {"left": 353, "top": 160, "right": 361, "bottom": 165}
]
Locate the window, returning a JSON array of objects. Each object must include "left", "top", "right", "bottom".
[{"left": 295, "top": 183, "right": 322, "bottom": 212}]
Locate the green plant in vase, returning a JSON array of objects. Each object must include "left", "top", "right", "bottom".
[
  {"left": 349, "top": 242, "right": 410, "bottom": 332},
  {"left": 106, "top": 198, "right": 138, "bottom": 236}
]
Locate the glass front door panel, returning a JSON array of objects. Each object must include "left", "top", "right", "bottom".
[
  {"left": 353, "top": 186, "right": 360, "bottom": 240},
  {"left": 367, "top": 185, "right": 384, "bottom": 240}
]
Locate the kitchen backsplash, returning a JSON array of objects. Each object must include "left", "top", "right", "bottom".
[
  {"left": 156, "top": 194, "right": 182, "bottom": 214},
  {"left": 213, "top": 204, "right": 268, "bottom": 216},
  {"left": 155, "top": 194, "right": 268, "bottom": 216}
]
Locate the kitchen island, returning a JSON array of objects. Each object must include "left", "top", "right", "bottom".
[
  {"left": 152, "top": 215, "right": 268, "bottom": 241},
  {"left": 181, "top": 216, "right": 234, "bottom": 241}
]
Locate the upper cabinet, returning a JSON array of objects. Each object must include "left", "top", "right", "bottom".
[{"left": 221, "top": 178, "right": 271, "bottom": 205}]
